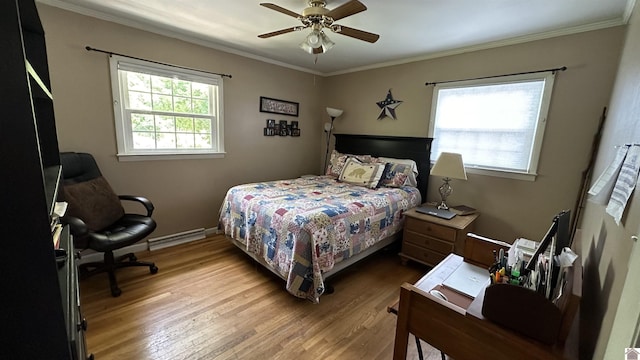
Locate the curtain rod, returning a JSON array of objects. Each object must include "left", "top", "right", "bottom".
[
  {"left": 425, "top": 66, "right": 566, "bottom": 86},
  {"left": 85, "top": 46, "right": 232, "bottom": 78}
]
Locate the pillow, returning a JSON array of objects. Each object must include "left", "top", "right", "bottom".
[
  {"left": 379, "top": 162, "right": 414, "bottom": 188},
  {"left": 326, "top": 150, "right": 372, "bottom": 178},
  {"left": 63, "top": 176, "right": 125, "bottom": 231},
  {"left": 375, "top": 157, "right": 419, "bottom": 187},
  {"left": 338, "top": 157, "right": 385, "bottom": 189}
]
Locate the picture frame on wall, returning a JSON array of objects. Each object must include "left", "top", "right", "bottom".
[
  {"left": 260, "top": 96, "right": 299, "bottom": 117},
  {"left": 266, "top": 119, "right": 276, "bottom": 128}
]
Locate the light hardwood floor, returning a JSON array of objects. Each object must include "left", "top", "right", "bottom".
[{"left": 80, "top": 235, "right": 445, "bottom": 359}]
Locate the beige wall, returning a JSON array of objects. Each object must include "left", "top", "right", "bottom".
[
  {"left": 325, "top": 27, "right": 626, "bottom": 243},
  {"left": 38, "top": 4, "right": 326, "bottom": 237},
  {"left": 578, "top": 1, "right": 640, "bottom": 358}
]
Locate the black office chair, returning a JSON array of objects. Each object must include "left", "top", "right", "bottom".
[{"left": 60, "top": 152, "right": 158, "bottom": 297}]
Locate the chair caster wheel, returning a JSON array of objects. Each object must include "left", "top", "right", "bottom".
[
  {"left": 111, "top": 287, "right": 122, "bottom": 297},
  {"left": 150, "top": 265, "right": 159, "bottom": 274}
]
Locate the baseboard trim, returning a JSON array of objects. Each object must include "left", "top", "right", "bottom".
[
  {"left": 77, "top": 227, "right": 220, "bottom": 264},
  {"left": 148, "top": 228, "right": 206, "bottom": 251}
]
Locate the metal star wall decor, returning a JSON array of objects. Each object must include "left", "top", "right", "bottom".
[{"left": 376, "top": 89, "right": 403, "bottom": 120}]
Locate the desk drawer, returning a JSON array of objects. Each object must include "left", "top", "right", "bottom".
[
  {"left": 405, "top": 217, "right": 456, "bottom": 242},
  {"left": 401, "top": 242, "right": 448, "bottom": 266},
  {"left": 404, "top": 231, "right": 454, "bottom": 254}
]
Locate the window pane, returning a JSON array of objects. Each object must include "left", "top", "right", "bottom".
[
  {"left": 431, "top": 78, "right": 547, "bottom": 173},
  {"left": 195, "top": 134, "right": 212, "bottom": 148},
  {"left": 156, "top": 116, "right": 175, "bottom": 132},
  {"left": 173, "top": 80, "right": 191, "bottom": 97},
  {"left": 132, "top": 132, "right": 155, "bottom": 149},
  {"left": 131, "top": 113, "right": 154, "bottom": 131},
  {"left": 156, "top": 133, "right": 176, "bottom": 149},
  {"left": 128, "top": 91, "right": 152, "bottom": 110},
  {"left": 177, "top": 133, "right": 194, "bottom": 148},
  {"left": 126, "top": 72, "right": 150, "bottom": 92},
  {"left": 176, "top": 117, "right": 194, "bottom": 132},
  {"left": 192, "top": 83, "right": 209, "bottom": 99},
  {"left": 195, "top": 118, "right": 211, "bottom": 134},
  {"left": 151, "top": 76, "right": 172, "bottom": 95},
  {"left": 152, "top": 94, "right": 173, "bottom": 112},
  {"left": 174, "top": 97, "right": 192, "bottom": 113},
  {"left": 193, "top": 99, "right": 210, "bottom": 115}
]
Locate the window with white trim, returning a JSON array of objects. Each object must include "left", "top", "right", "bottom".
[
  {"left": 428, "top": 72, "right": 555, "bottom": 179},
  {"left": 110, "top": 55, "right": 224, "bottom": 159}
]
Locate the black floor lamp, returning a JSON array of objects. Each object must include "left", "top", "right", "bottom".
[{"left": 324, "top": 107, "right": 344, "bottom": 172}]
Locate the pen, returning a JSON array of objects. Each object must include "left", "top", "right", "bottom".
[{"left": 498, "top": 248, "right": 505, "bottom": 268}]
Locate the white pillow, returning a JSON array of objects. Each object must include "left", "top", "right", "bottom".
[{"left": 377, "top": 157, "right": 418, "bottom": 187}]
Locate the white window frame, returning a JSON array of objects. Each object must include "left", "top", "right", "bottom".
[
  {"left": 428, "top": 72, "right": 556, "bottom": 181},
  {"left": 109, "top": 55, "right": 225, "bottom": 161}
]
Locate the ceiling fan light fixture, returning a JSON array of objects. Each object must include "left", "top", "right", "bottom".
[
  {"left": 307, "top": 30, "right": 322, "bottom": 48},
  {"left": 299, "top": 29, "right": 334, "bottom": 54},
  {"left": 319, "top": 31, "right": 335, "bottom": 52},
  {"left": 299, "top": 38, "right": 316, "bottom": 54}
]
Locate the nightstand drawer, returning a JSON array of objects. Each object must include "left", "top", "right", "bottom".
[
  {"left": 404, "top": 231, "right": 454, "bottom": 254},
  {"left": 401, "top": 243, "right": 448, "bottom": 266},
  {"left": 405, "top": 217, "right": 457, "bottom": 242}
]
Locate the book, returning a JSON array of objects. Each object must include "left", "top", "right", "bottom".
[{"left": 450, "top": 205, "right": 477, "bottom": 215}]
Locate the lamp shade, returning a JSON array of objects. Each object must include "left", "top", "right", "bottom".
[
  {"left": 431, "top": 152, "right": 467, "bottom": 180},
  {"left": 326, "top": 107, "right": 343, "bottom": 118}
]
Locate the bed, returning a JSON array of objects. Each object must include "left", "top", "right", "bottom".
[{"left": 219, "top": 134, "right": 433, "bottom": 302}]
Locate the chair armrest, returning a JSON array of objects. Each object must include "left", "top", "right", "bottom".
[
  {"left": 118, "top": 195, "right": 155, "bottom": 216},
  {"left": 60, "top": 215, "right": 89, "bottom": 237}
]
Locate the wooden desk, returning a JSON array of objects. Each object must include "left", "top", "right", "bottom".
[{"left": 392, "top": 253, "right": 579, "bottom": 360}]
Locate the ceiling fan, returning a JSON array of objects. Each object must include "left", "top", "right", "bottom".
[{"left": 258, "top": 0, "right": 380, "bottom": 55}]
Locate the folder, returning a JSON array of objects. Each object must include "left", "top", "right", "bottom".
[{"left": 442, "top": 261, "right": 490, "bottom": 298}]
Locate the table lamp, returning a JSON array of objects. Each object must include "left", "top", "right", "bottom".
[{"left": 430, "top": 152, "right": 467, "bottom": 210}]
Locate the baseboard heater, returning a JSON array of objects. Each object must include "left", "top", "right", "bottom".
[{"left": 147, "top": 228, "right": 206, "bottom": 251}]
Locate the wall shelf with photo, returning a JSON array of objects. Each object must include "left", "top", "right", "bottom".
[{"left": 264, "top": 119, "right": 300, "bottom": 137}]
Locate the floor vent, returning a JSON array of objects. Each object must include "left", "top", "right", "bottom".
[{"left": 148, "top": 228, "right": 206, "bottom": 251}]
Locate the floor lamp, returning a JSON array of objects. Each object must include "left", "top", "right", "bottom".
[{"left": 324, "top": 107, "right": 343, "bottom": 172}]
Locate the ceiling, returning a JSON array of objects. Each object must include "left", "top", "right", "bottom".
[{"left": 40, "top": 0, "right": 633, "bottom": 75}]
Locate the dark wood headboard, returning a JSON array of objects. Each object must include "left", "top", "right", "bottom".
[{"left": 333, "top": 134, "right": 433, "bottom": 202}]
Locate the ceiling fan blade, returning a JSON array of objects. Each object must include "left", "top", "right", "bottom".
[
  {"left": 260, "top": 3, "right": 300, "bottom": 18},
  {"left": 326, "top": 0, "right": 367, "bottom": 21},
  {"left": 334, "top": 25, "right": 379, "bottom": 43},
  {"left": 258, "top": 27, "right": 298, "bottom": 38}
]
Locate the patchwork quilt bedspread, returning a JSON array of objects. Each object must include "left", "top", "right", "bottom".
[{"left": 219, "top": 175, "right": 421, "bottom": 303}]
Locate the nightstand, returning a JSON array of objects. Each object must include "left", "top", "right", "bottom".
[{"left": 399, "top": 207, "right": 479, "bottom": 267}]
